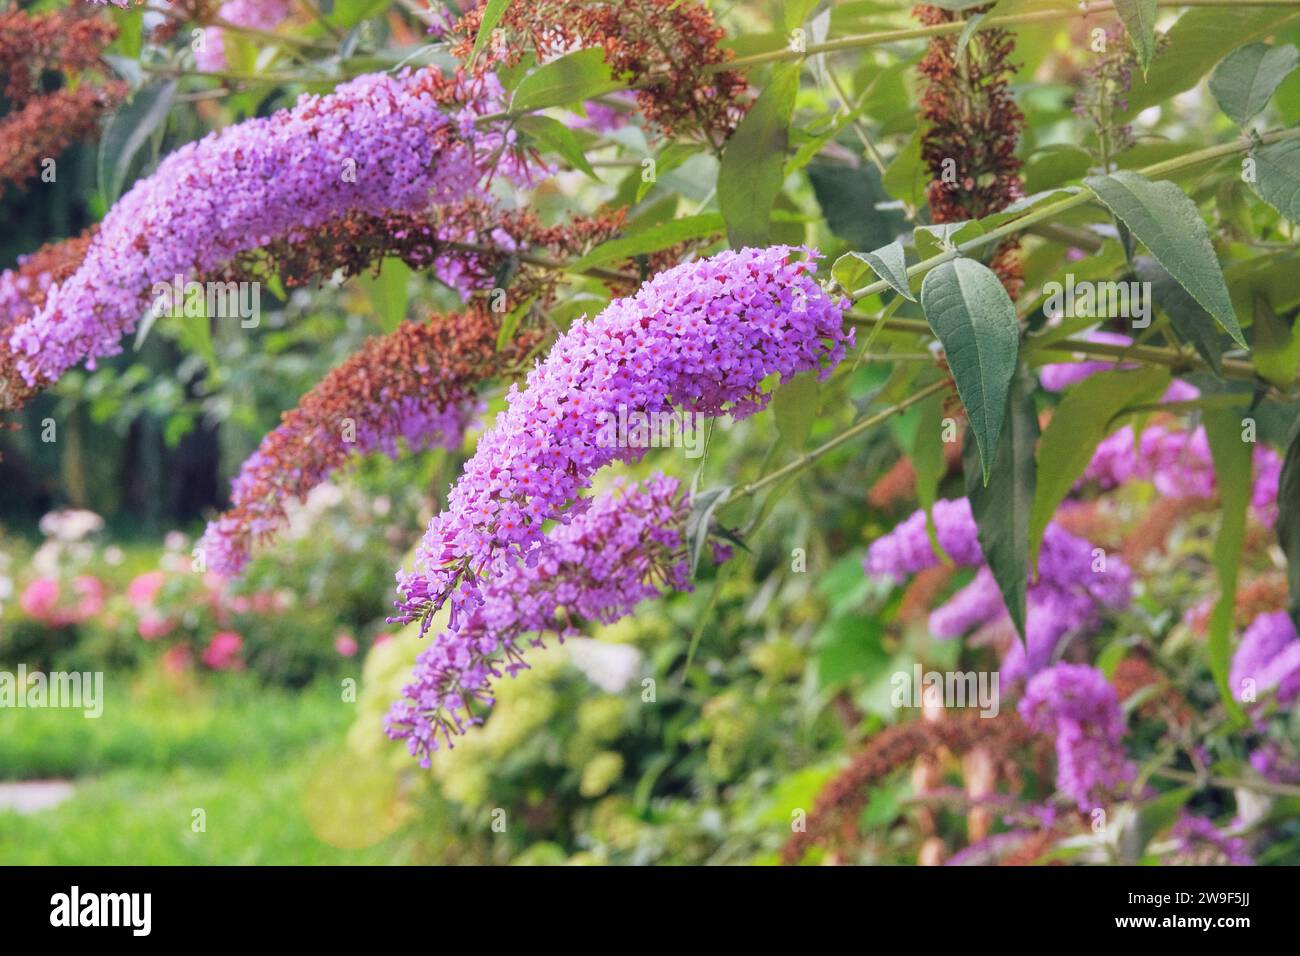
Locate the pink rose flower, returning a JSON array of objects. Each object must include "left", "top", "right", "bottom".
[{"left": 202, "top": 631, "right": 245, "bottom": 671}]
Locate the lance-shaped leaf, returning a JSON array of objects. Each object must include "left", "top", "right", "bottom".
[
  {"left": 920, "top": 258, "right": 1019, "bottom": 483},
  {"left": 1028, "top": 366, "right": 1170, "bottom": 567},
  {"left": 719, "top": 63, "right": 799, "bottom": 248},
  {"left": 1278, "top": 421, "right": 1300, "bottom": 622},
  {"left": 515, "top": 115, "right": 597, "bottom": 179},
  {"left": 964, "top": 365, "right": 1038, "bottom": 641},
  {"left": 511, "top": 48, "right": 621, "bottom": 113},
  {"left": 685, "top": 485, "right": 732, "bottom": 578},
  {"left": 1250, "top": 138, "right": 1300, "bottom": 227},
  {"left": 1209, "top": 42, "right": 1300, "bottom": 127},
  {"left": 98, "top": 79, "right": 177, "bottom": 205},
  {"left": 467, "top": 0, "right": 512, "bottom": 68},
  {"left": 835, "top": 240, "right": 915, "bottom": 300},
  {"left": 1085, "top": 171, "right": 1245, "bottom": 348},
  {"left": 1114, "top": 0, "right": 1159, "bottom": 74},
  {"left": 913, "top": 387, "right": 949, "bottom": 562},
  {"left": 1134, "top": 256, "right": 1223, "bottom": 376},
  {"left": 1204, "top": 408, "right": 1251, "bottom": 723}
]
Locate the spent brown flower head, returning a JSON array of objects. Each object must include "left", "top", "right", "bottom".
[
  {"left": 200, "top": 303, "right": 546, "bottom": 577},
  {"left": 914, "top": 4, "right": 1026, "bottom": 296},
  {"left": 781, "top": 712, "right": 1041, "bottom": 864},
  {"left": 0, "top": 84, "right": 126, "bottom": 200},
  {"left": 0, "top": 7, "right": 120, "bottom": 104},
  {"left": 451, "top": 0, "right": 749, "bottom": 144}
]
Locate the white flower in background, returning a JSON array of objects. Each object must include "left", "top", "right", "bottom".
[
  {"left": 565, "top": 638, "right": 644, "bottom": 693},
  {"left": 33, "top": 541, "right": 62, "bottom": 578},
  {"left": 38, "top": 508, "right": 104, "bottom": 542},
  {"left": 164, "top": 531, "right": 190, "bottom": 552}
]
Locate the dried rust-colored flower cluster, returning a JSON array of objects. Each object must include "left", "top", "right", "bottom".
[
  {"left": 222, "top": 202, "right": 638, "bottom": 294},
  {"left": 914, "top": 4, "right": 1025, "bottom": 295},
  {"left": 781, "top": 711, "right": 1043, "bottom": 865},
  {"left": 0, "top": 7, "right": 124, "bottom": 199},
  {"left": 451, "top": 0, "right": 748, "bottom": 144},
  {"left": 202, "top": 303, "right": 546, "bottom": 576},
  {"left": 0, "top": 8, "right": 120, "bottom": 101}
]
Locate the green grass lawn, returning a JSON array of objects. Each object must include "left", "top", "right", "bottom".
[{"left": 0, "top": 671, "right": 416, "bottom": 864}]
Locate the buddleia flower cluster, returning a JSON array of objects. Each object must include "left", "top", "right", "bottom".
[
  {"left": 865, "top": 497, "right": 1133, "bottom": 684},
  {"left": 1018, "top": 663, "right": 1135, "bottom": 810},
  {"left": 8, "top": 66, "right": 531, "bottom": 388},
  {"left": 386, "top": 474, "right": 692, "bottom": 764},
  {"left": 0, "top": 232, "right": 96, "bottom": 421},
  {"left": 391, "top": 246, "right": 850, "bottom": 636}
]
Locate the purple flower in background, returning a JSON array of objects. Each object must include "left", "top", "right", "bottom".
[
  {"left": 1171, "top": 812, "right": 1252, "bottom": 866},
  {"left": 1230, "top": 610, "right": 1300, "bottom": 709},
  {"left": 1019, "top": 663, "right": 1135, "bottom": 810},
  {"left": 1038, "top": 330, "right": 1136, "bottom": 391},
  {"left": 386, "top": 474, "right": 694, "bottom": 765},
  {"left": 195, "top": 1, "right": 294, "bottom": 73},
  {"left": 1081, "top": 423, "right": 1281, "bottom": 526},
  {"left": 1250, "top": 743, "right": 1300, "bottom": 785},
  {"left": 866, "top": 498, "right": 1132, "bottom": 682},
  {"left": 392, "top": 246, "right": 850, "bottom": 633},
  {"left": 1039, "top": 329, "right": 1198, "bottom": 405},
  {"left": 10, "top": 67, "right": 526, "bottom": 386}
]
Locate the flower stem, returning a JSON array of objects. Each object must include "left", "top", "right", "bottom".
[
  {"left": 847, "top": 125, "right": 1300, "bottom": 302},
  {"left": 736, "top": 378, "right": 951, "bottom": 500},
  {"left": 710, "top": 0, "right": 1300, "bottom": 74}
]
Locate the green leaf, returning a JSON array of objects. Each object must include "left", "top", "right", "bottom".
[
  {"left": 963, "top": 366, "right": 1038, "bottom": 640},
  {"left": 468, "top": 0, "right": 512, "bottom": 68},
  {"left": 637, "top": 143, "right": 698, "bottom": 201},
  {"left": 1251, "top": 295, "right": 1300, "bottom": 389},
  {"left": 919, "top": 258, "right": 1020, "bottom": 483},
  {"left": 1028, "top": 367, "right": 1170, "bottom": 567},
  {"left": 1134, "top": 256, "right": 1223, "bottom": 376},
  {"left": 955, "top": 12, "right": 987, "bottom": 64},
  {"left": 1085, "top": 171, "right": 1245, "bottom": 348},
  {"left": 357, "top": 258, "right": 410, "bottom": 333},
  {"left": 814, "top": 614, "right": 887, "bottom": 690},
  {"left": 325, "top": 0, "right": 391, "bottom": 28},
  {"left": 1125, "top": 787, "right": 1195, "bottom": 862},
  {"left": 772, "top": 371, "right": 821, "bottom": 452},
  {"left": 1250, "top": 138, "right": 1300, "bottom": 227},
  {"left": 98, "top": 79, "right": 176, "bottom": 205},
  {"left": 515, "top": 114, "right": 597, "bottom": 179},
  {"left": 842, "top": 240, "right": 915, "bottom": 301},
  {"left": 1277, "top": 420, "right": 1300, "bottom": 622},
  {"left": 567, "top": 214, "right": 723, "bottom": 273},
  {"left": 782, "top": 0, "right": 821, "bottom": 32},
  {"left": 496, "top": 293, "right": 538, "bottom": 352},
  {"left": 1024, "top": 145, "right": 1093, "bottom": 194},
  {"left": 1124, "top": 7, "right": 1300, "bottom": 115},
  {"left": 173, "top": 290, "right": 217, "bottom": 374},
  {"left": 1204, "top": 408, "right": 1251, "bottom": 723},
  {"left": 1209, "top": 42, "right": 1300, "bottom": 127},
  {"left": 685, "top": 486, "right": 732, "bottom": 578},
  {"left": 912, "top": 388, "right": 949, "bottom": 563},
  {"left": 807, "top": 161, "right": 907, "bottom": 253},
  {"left": 719, "top": 63, "right": 799, "bottom": 248},
  {"left": 882, "top": 132, "right": 925, "bottom": 210},
  {"left": 511, "top": 48, "right": 621, "bottom": 113},
  {"left": 1113, "top": 0, "right": 1159, "bottom": 74}
]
